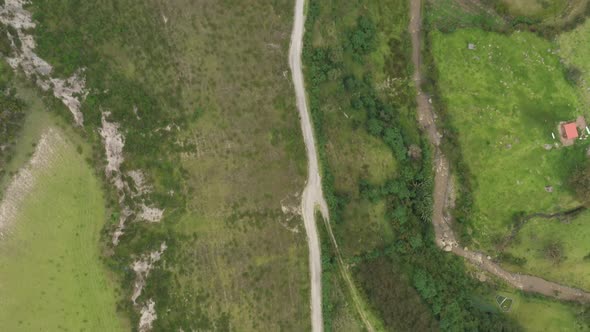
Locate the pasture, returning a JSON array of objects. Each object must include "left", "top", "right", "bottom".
[
  {"left": 432, "top": 28, "right": 586, "bottom": 247},
  {"left": 0, "top": 124, "right": 125, "bottom": 331},
  {"left": 431, "top": 27, "right": 590, "bottom": 294}
]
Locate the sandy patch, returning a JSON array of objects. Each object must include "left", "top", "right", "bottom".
[
  {"left": 0, "top": 0, "right": 87, "bottom": 126},
  {"left": 0, "top": 128, "right": 65, "bottom": 238}
]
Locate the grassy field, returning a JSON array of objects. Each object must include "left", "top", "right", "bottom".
[
  {"left": 431, "top": 28, "right": 587, "bottom": 246},
  {"left": 26, "top": 0, "right": 311, "bottom": 330},
  {"left": 0, "top": 123, "right": 125, "bottom": 331},
  {"left": 430, "top": 28, "right": 590, "bottom": 291}
]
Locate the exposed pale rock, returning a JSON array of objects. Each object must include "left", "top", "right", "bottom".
[
  {"left": 131, "top": 242, "right": 167, "bottom": 304},
  {"left": 0, "top": 0, "right": 87, "bottom": 125},
  {"left": 138, "top": 299, "right": 157, "bottom": 332},
  {"left": 139, "top": 204, "right": 164, "bottom": 223}
]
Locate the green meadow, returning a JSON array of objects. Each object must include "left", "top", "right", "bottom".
[
  {"left": 431, "top": 27, "right": 590, "bottom": 294},
  {"left": 432, "top": 28, "right": 587, "bottom": 246},
  {"left": 0, "top": 123, "right": 125, "bottom": 331}
]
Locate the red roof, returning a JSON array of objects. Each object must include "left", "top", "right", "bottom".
[{"left": 563, "top": 122, "right": 578, "bottom": 139}]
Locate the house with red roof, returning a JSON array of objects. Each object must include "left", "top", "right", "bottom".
[{"left": 562, "top": 122, "right": 579, "bottom": 140}]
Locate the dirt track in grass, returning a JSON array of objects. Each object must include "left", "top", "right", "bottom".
[{"left": 410, "top": 0, "right": 590, "bottom": 303}]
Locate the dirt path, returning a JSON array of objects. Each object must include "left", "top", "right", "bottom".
[
  {"left": 289, "top": 0, "right": 329, "bottom": 330},
  {"left": 409, "top": 0, "right": 590, "bottom": 303}
]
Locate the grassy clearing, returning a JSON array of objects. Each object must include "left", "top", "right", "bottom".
[
  {"left": 27, "top": 0, "right": 311, "bottom": 329},
  {"left": 0, "top": 125, "right": 125, "bottom": 331},
  {"left": 431, "top": 28, "right": 587, "bottom": 248},
  {"left": 488, "top": 291, "right": 588, "bottom": 331}
]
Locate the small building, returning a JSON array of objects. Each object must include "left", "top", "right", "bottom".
[
  {"left": 558, "top": 117, "right": 586, "bottom": 146},
  {"left": 562, "top": 122, "right": 579, "bottom": 140}
]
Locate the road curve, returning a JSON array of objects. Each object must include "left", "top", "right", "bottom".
[
  {"left": 288, "top": 0, "right": 330, "bottom": 331},
  {"left": 409, "top": 0, "right": 590, "bottom": 304}
]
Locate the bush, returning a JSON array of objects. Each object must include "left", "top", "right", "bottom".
[
  {"left": 498, "top": 252, "right": 527, "bottom": 267},
  {"left": 346, "top": 16, "right": 377, "bottom": 60},
  {"left": 543, "top": 240, "right": 565, "bottom": 265}
]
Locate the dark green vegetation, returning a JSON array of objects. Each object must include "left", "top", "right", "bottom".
[
  {"left": 0, "top": 63, "right": 25, "bottom": 182},
  {"left": 27, "top": 0, "right": 310, "bottom": 330},
  {"left": 304, "top": 0, "right": 520, "bottom": 330}
]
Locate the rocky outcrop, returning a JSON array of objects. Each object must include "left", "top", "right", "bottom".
[{"left": 0, "top": 0, "right": 87, "bottom": 126}]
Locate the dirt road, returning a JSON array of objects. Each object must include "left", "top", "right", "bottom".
[
  {"left": 289, "top": 0, "right": 329, "bottom": 330},
  {"left": 409, "top": 0, "right": 590, "bottom": 303}
]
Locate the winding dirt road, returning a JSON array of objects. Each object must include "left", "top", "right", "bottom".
[
  {"left": 289, "top": 0, "right": 329, "bottom": 330},
  {"left": 409, "top": 0, "right": 590, "bottom": 303}
]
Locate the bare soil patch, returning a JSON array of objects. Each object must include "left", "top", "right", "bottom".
[{"left": 0, "top": 128, "right": 64, "bottom": 238}]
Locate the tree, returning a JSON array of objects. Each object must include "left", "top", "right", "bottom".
[
  {"left": 543, "top": 240, "right": 565, "bottom": 265},
  {"left": 347, "top": 16, "right": 377, "bottom": 58}
]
